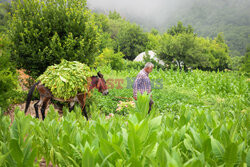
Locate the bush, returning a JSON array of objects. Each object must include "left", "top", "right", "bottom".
[
  {"left": 8, "top": 0, "right": 100, "bottom": 77},
  {"left": 94, "top": 48, "right": 125, "bottom": 70},
  {"left": 0, "top": 36, "right": 18, "bottom": 110}
]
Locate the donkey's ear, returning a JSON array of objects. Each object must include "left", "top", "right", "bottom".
[{"left": 97, "top": 71, "right": 103, "bottom": 78}]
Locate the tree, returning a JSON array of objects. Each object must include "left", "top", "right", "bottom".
[
  {"left": 167, "top": 21, "right": 194, "bottom": 36},
  {"left": 157, "top": 33, "right": 196, "bottom": 69},
  {"left": 109, "top": 10, "right": 122, "bottom": 20},
  {"left": 115, "top": 23, "right": 148, "bottom": 60},
  {"left": 146, "top": 29, "right": 161, "bottom": 50},
  {"left": 8, "top": 0, "right": 100, "bottom": 77},
  {"left": 157, "top": 32, "right": 231, "bottom": 70},
  {"left": 93, "top": 13, "right": 115, "bottom": 52},
  {"left": 192, "top": 36, "right": 231, "bottom": 70}
]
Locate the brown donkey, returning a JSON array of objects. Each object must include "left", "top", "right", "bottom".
[{"left": 24, "top": 72, "right": 108, "bottom": 120}]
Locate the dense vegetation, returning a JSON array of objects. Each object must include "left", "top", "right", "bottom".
[
  {"left": 172, "top": 0, "right": 250, "bottom": 57},
  {"left": 8, "top": 0, "right": 99, "bottom": 77},
  {"left": 0, "top": 66, "right": 249, "bottom": 166},
  {"left": 0, "top": 35, "right": 19, "bottom": 110},
  {"left": 0, "top": 0, "right": 249, "bottom": 166},
  {"left": 102, "top": 0, "right": 250, "bottom": 57}
]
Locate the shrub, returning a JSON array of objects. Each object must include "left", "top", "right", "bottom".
[
  {"left": 0, "top": 36, "right": 18, "bottom": 110},
  {"left": 94, "top": 48, "right": 125, "bottom": 70},
  {"left": 8, "top": 0, "right": 100, "bottom": 77}
]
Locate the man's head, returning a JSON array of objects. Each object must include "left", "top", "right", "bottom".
[{"left": 144, "top": 62, "right": 154, "bottom": 73}]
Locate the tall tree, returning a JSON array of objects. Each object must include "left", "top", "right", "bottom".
[
  {"left": 115, "top": 23, "right": 148, "bottom": 60},
  {"left": 167, "top": 21, "right": 194, "bottom": 36},
  {"left": 8, "top": 0, "right": 100, "bottom": 77}
]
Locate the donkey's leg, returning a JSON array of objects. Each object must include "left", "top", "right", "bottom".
[
  {"left": 41, "top": 97, "right": 50, "bottom": 120},
  {"left": 77, "top": 94, "right": 88, "bottom": 121},
  {"left": 82, "top": 105, "right": 88, "bottom": 121},
  {"left": 69, "top": 102, "right": 75, "bottom": 112},
  {"left": 34, "top": 100, "right": 40, "bottom": 118}
]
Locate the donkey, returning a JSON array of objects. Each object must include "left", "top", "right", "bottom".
[{"left": 24, "top": 72, "right": 108, "bottom": 120}]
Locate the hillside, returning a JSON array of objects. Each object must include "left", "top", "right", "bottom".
[{"left": 88, "top": 0, "right": 250, "bottom": 56}]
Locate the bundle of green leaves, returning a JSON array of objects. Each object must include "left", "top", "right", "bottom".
[{"left": 37, "top": 60, "right": 92, "bottom": 100}]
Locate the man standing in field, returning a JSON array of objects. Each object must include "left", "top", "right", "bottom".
[{"left": 133, "top": 62, "right": 154, "bottom": 113}]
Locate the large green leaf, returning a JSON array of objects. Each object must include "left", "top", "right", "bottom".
[
  {"left": 136, "top": 119, "right": 149, "bottom": 143},
  {"left": 156, "top": 142, "right": 167, "bottom": 167},
  {"left": 211, "top": 137, "right": 225, "bottom": 161},
  {"left": 23, "top": 137, "right": 37, "bottom": 167},
  {"left": 203, "top": 138, "right": 211, "bottom": 158},
  {"left": 149, "top": 116, "right": 162, "bottom": 132},
  {"left": 224, "top": 143, "right": 238, "bottom": 167},
  {"left": 0, "top": 151, "right": 10, "bottom": 166},
  {"left": 127, "top": 121, "right": 142, "bottom": 158},
  {"left": 190, "top": 128, "right": 202, "bottom": 151},
  {"left": 96, "top": 123, "right": 108, "bottom": 140},
  {"left": 184, "top": 158, "right": 203, "bottom": 167},
  {"left": 246, "top": 150, "right": 250, "bottom": 167},
  {"left": 82, "top": 147, "right": 95, "bottom": 167},
  {"left": 10, "top": 139, "right": 23, "bottom": 166}
]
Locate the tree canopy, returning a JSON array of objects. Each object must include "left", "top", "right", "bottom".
[{"left": 8, "top": 0, "right": 100, "bottom": 77}]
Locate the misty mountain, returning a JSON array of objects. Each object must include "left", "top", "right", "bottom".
[{"left": 87, "top": 0, "right": 250, "bottom": 56}]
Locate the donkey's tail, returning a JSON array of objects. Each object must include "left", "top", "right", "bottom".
[{"left": 24, "top": 81, "right": 40, "bottom": 113}]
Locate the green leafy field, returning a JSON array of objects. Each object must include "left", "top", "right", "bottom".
[{"left": 0, "top": 67, "right": 249, "bottom": 166}]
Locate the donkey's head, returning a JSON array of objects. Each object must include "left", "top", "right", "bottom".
[{"left": 89, "top": 71, "right": 108, "bottom": 95}]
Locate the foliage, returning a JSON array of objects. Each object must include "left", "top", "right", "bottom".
[
  {"left": 8, "top": 0, "right": 99, "bottom": 77},
  {"left": 0, "top": 65, "right": 249, "bottom": 166},
  {"left": 0, "top": 89, "right": 249, "bottom": 166},
  {"left": 146, "top": 29, "right": 161, "bottom": 50},
  {"left": 0, "top": 1, "right": 11, "bottom": 32},
  {"left": 94, "top": 48, "right": 125, "bottom": 70},
  {"left": 124, "top": 60, "right": 144, "bottom": 70},
  {"left": 93, "top": 13, "right": 115, "bottom": 52},
  {"left": 94, "top": 12, "right": 149, "bottom": 60},
  {"left": 241, "top": 44, "right": 250, "bottom": 75},
  {"left": 229, "top": 56, "right": 244, "bottom": 71},
  {"left": 0, "top": 35, "right": 18, "bottom": 110},
  {"left": 170, "top": 0, "right": 250, "bottom": 56},
  {"left": 94, "top": 65, "right": 249, "bottom": 114},
  {"left": 167, "top": 21, "right": 194, "bottom": 36},
  {"left": 157, "top": 31, "right": 231, "bottom": 70},
  {"left": 108, "top": 10, "right": 122, "bottom": 20},
  {"left": 115, "top": 23, "right": 148, "bottom": 60},
  {"left": 37, "top": 60, "right": 92, "bottom": 100}
]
